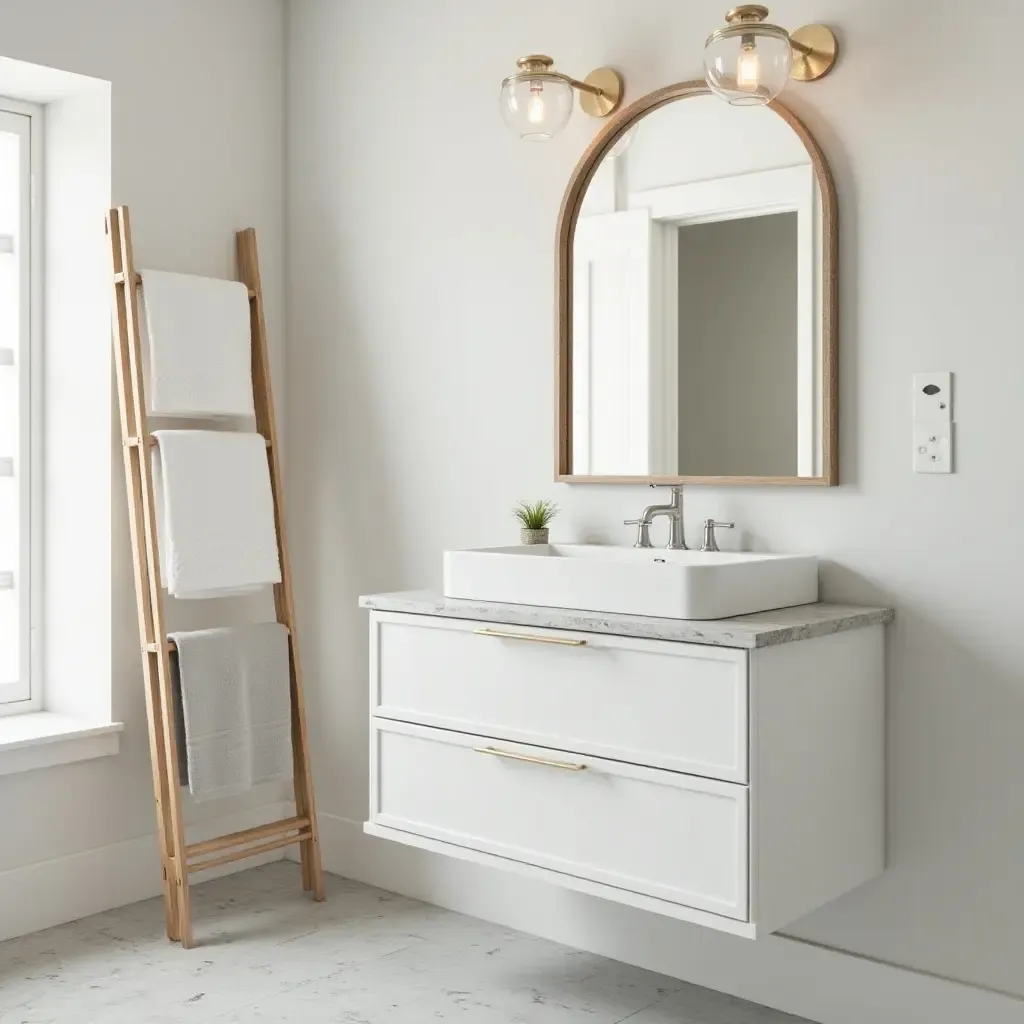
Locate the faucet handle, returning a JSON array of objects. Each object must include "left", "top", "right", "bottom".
[
  {"left": 624, "top": 519, "right": 654, "bottom": 549},
  {"left": 700, "top": 519, "right": 735, "bottom": 553}
]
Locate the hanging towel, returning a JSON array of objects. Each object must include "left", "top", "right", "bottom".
[
  {"left": 152, "top": 430, "right": 281, "bottom": 599},
  {"left": 139, "top": 268, "right": 255, "bottom": 418},
  {"left": 170, "top": 623, "right": 293, "bottom": 801}
]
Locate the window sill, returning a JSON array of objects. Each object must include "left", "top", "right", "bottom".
[{"left": 0, "top": 712, "right": 123, "bottom": 777}]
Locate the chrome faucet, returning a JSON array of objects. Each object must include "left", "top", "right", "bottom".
[
  {"left": 700, "top": 518, "right": 735, "bottom": 552},
  {"left": 624, "top": 485, "right": 687, "bottom": 550}
]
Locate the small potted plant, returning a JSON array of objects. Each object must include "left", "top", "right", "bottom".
[{"left": 513, "top": 499, "right": 559, "bottom": 546}]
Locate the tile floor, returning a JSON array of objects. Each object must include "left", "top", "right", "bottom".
[{"left": 0, "top": 863, "right": 815, "bottom": 1023}]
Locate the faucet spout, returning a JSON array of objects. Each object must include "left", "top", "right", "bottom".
[{"left": 625, "top": 485, "right": 687, "bottom": 550}]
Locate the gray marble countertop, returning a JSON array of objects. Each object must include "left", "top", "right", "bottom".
[{"left": 359, "top": 590, "right": 894, "bottom": 649}]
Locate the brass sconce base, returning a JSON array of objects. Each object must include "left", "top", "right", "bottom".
[
  {"left": 789, "top": 24, "right": 838, "bottom": 81},
  {"left": 579, "top": 67, "right": 624, "bottom": 117}
]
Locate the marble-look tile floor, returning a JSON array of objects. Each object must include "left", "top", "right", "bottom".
[{"left": 0, "top": 863, "right": 816, "bottom": 1024}]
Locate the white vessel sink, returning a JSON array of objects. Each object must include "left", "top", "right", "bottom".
[{"left": 443, "top": 545, "right": 818, "bottom": 621}]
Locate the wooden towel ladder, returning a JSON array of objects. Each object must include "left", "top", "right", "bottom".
[{"left": 106, "top": 206, "right": 324, "bottom": 948}]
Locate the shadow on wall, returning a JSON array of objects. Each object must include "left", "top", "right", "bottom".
[
  {"left": 286, "top": 224, "right": 403, "bottom": 813},
  {"left": 790, "top": 559, "right": 1024, "bottom": 990}
]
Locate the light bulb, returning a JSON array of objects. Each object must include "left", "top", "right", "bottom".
[
  {"left": 526, "top": 84, "right": 546, "bottom": 125},
  {"left": 737, "top": 47, "right": 761, "bottom": 88},
  {"left": 704, "top": 12, "right": 797, "bottom": 105},
  {"left": 499, "top": 61, "right": 575, "bottom": 140}
]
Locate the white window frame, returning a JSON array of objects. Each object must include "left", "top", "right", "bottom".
[{"left": 0, "top": 97, "right": 43, "bottom": 714}]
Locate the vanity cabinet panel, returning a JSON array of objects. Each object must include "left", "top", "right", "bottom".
[
  {"left": 362, "top": 603, "right": 887, "bottom": 940},
  {"left": 372, "top": 612, "right": 748, "bottom": 783},
  {"left": 748, "top": 625, "right": 885, "bottom": 933},
  {"left": 370, "top": 718, "right": 749, "bottom": 922}
]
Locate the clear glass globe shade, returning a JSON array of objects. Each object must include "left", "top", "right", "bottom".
[
  {"left": 500, "top": 75, "right": 574, "bottom": 140},
  {"left": 703, "top": 28, "right": 792, "bottom": 106}
]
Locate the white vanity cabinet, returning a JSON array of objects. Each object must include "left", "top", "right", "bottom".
[{"left": 361, "top": 594, "right": 891, "bottom": 939}]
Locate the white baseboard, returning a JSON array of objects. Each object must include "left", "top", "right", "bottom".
[
  {"left": 0, "top": 801, "right": 291, "bottom": 943},
  {"left": 316, "top": 812, "right": 1024, "bottom": 1024}
]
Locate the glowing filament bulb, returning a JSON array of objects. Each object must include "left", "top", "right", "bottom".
[
  {"left": 527, "top": 82, "right": 546, "bottom": 124},
  {"left": 737, "top": 45, "right": 760, "bottom": 88}
]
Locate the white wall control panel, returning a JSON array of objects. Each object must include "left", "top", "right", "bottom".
[
  {"left": 913, "top": 372, "right": 952, "bottom": 421},
  {"left": 913, "top": 421, "right": 952, "bottom": 473},
  {"left": 913, "top": 372, "right": 954, "bottom": 473}
]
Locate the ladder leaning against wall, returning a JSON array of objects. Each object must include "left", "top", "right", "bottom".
[{"left": 106, "top": 206, "right": 324, "bottom": 948}]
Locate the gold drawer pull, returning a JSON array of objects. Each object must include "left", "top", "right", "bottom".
[
  {"left": 474, "top": 746, "right": 588, "bottom": 771},
  {"left": 472, "top": 627, "right": 586, "bottom": 647}
]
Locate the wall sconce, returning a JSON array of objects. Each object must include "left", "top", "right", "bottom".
[
  {"left": 703, "top": 5, "right": 838, "bottom": 106},
  {"left": 499, "top": 55, "right": 624, "bottom": 141}
]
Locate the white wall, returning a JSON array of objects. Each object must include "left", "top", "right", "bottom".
[
  {"left": 581, "top": 97, "right": 808, "bottom": 215},
  {"left": 286, "top": 0, "right": 1024, "bottom": 1017},
  {"left": 0, "top": 0, "right": 288, "bottom": 933},
  {"left": 627, "top": 95, "right": 810, "bottom": 193}
]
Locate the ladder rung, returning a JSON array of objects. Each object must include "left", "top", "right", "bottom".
[
  {"left": 114, "top": 270, "right": 258, "bottom": 300},
  {"left": 186, "top": 815, "right": 310, "bottom": 859},
  {"left": 126, "top": 435, "right": 272, "bottom": 449},
  {"left": 146, "top": 625, "right": 290, "bottom": 654},
  {"left": 187, "top": 830, "right": 312, "bottom": 874}
]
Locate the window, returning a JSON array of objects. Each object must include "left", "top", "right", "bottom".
[{"left": 0, "top": 99, "right": 41, "bottom": 713}]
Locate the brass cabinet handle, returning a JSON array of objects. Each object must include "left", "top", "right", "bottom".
[
  {"left": 472, "top": 627, "right": 586, "bottom": 647},
  {"left": 474, "top": 746, "right": 588, "bottom": 771}
]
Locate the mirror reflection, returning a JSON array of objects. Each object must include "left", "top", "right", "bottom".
[{"left": 570, "top": 95, "right": 825, "bottom": 479}]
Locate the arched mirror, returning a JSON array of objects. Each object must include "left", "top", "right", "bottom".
[{"left": 556, "top": 82, "right": 837, "bottom": 485}]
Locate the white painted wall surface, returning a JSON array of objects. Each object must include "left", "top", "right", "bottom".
[
  {"left": 0, "top": 0, "right": 288, "bottom": 932},
  {"left": 625, "top": 95, "right": 809, "bottom": 194},
  {"left": 580, "top": 97, "right": 808, "bottom": 216},
  {"left": 286, "top": 0, "right": 1024, "bottom": 1018}
]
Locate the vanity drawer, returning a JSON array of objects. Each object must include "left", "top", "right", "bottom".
[
  {"left": 370, "top": 719, "right": 749, "bottom": 922},
  {"left": 371, "top": 612, "right": 748, "bottom": 783}
]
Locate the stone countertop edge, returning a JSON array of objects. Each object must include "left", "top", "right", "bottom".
[{"left": 358, "top": 591, "right": 894, "bottom": 650}]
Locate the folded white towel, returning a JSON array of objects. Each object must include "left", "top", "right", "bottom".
[
  {"left": 139, "top": 269, "right": 255, "bottom": 418},
  {"left": 152, "top": 430, "right": 281, "bottom": 599},
  {"left": 170, "top": 623, "right": 293, "bottom": 802}
]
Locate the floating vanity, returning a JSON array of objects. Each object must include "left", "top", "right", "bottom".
[
  {"left": 360, "top": 590, "right": 892, "bottom": 939},
  {"left": 359, "top": 67, "right": 880, "bottom": 940}
]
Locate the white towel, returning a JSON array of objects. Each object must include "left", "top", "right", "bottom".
[
  {"left": 152, "top": 430, "right": 281, "bottom": 599},
  {"left": 139, "top": 268, "right": 255, "bottom": 418},
  {"left": 170, "top": 623, "right": 293, "bottom": 801}
]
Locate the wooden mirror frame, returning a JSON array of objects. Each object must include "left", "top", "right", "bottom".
[{"left": 555, "top": 81, "right": 838, "bottom": 485}]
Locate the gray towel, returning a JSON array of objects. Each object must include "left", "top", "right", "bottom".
[{"left": 169, "top": 623, "right": 293, "bottom": 801}]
